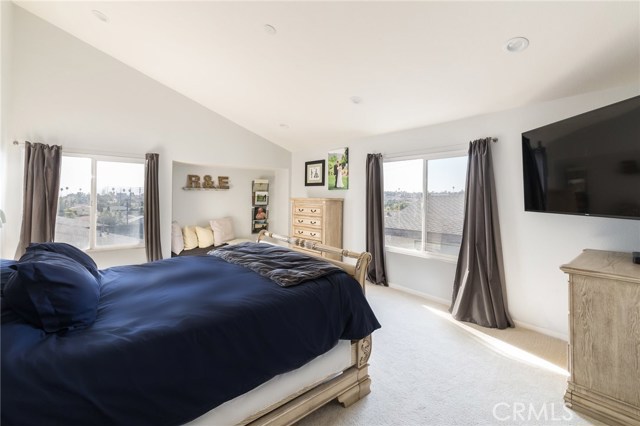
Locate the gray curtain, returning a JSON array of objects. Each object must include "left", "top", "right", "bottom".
[
  {"left": 366, "top": 153, "right": 388, "bottom": 286},
  {"left": 144, "top": 153, "right": 162, "bottom": 262},
  {"left": 450, "top": 138, "right": 513, "bottom": 329},
  {"left": 15, "top": 142, "right": 62, "bottom": 259}
]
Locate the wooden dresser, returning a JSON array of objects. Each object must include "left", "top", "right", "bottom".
[
  {"left": 291, "top": 198, "right": 343, "bottom": 260},
  {"left": 560, "top": 250, "right": 640, "bottom": 426}
]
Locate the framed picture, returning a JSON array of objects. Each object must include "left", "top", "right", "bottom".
[
  {"left": 254, "top": 191, "right": 269, "bottom": 205},
  {"left": 252, "top": 220, "right": 269, "bottom": 233},
  {"left": 252, "top": 206, "right": 268, "bottom": 221},
  {"left": 252, "top": 179, "right": 269, "bottom": 192},
  {"left": 328, "top": 147, "right": 349, "bottom": 190},
  {"left": 305, "top": 160, "right": 325, "bottom": 186}
]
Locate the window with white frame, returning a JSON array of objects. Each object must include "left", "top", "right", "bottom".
[
  {"left": 55, "top": 154, "right": 145, "bottom": 250},
  {"left": 383, "top": 153, "right": 467, "bottom": 257}
]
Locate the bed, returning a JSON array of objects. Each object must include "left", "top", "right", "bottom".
[{"left": 1, "top": 231, "right": 380, "bottom": 426}]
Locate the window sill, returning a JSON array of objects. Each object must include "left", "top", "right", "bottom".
[
  {"left": 385, "top": 246, "right": 458, "bottom": 264},
  {"left": 86, "top": 244, "right": 145, "bottom": 253}
]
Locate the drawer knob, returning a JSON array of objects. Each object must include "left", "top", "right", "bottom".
[
  {"left": 310, "top": 232, "right": 316, "bottom": 236},
  {"left": 297, "top": 219, "right": 303, "bottom": 223},
  {"left": 310, "top": 221, "right": 316, "bottom": 224},
  {"left": 311, "top": 209, "right": 317, "bottom": 213},
  {"left": 297, "top": 230, "right": 303, "bottom": 234},
  {"left": 298, "top": 208, "right": 303, "bottom": 212}
]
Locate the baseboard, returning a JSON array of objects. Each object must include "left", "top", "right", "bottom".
[
  {"left": 387, "top": 282, "right": 450, "bottom": 306},
  {"left": 512, "top": 319, "right": 568, "bottom": 342},
  {"left": 388, "top": 282, "right": 568, "bottom": 342}
]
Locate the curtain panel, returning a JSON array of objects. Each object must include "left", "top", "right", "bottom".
[
  {"left": 450, "top": 138, "right": 513, "bottom": 329},
  {"left": 15, "top": 142, "right": 62, "bottom": 259},
  {"left": 365, "top": 153, "right": 388, "bottom": 286},
  {"left": 144, "top": 153, "right": 162, "bottom": 262}
]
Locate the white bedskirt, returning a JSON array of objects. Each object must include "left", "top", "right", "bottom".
[{"left": 186, "top": 340, "right": 353, "bottom": 425}]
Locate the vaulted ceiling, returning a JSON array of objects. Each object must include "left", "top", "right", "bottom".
[{"left": 14, "top": 1, "right": 640, "bottom": 151}]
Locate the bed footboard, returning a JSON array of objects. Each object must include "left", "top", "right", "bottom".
[{"left": 337, "top": 335, "right": 373, "bottom": 407}]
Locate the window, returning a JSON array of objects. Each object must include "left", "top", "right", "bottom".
[
  {"left": 55, "top": 154, "right": 145, "bottom": 250},
  {"left": 383, "top": 154, "right": 467, "bottom": 257}
]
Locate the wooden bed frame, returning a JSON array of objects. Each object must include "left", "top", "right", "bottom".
[{"left": 237, "top": 231, "right": 374, "bottom": 426}]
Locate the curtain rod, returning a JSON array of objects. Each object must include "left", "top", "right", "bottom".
[
  {"left": 12, "top": 141, "right": 143, "bottom": 160},
  {"left": 12, "top": 140, "right": 64, "bottom": 148}
]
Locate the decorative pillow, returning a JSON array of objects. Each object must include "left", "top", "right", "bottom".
[
  {"left": 210, "top": 217, "right": 236, "bottom": 246},
  {"left": 182, "top": 226, "right": 198, "bottom": 250},
  {"left": 195, "top": 226, "right": 214, "bottom": 248},
  {"left": 171, "top": 221, "right": 184, "bottom": 255},
  {"left": 4, "top": 251, "right": 100, "bottom": 333},
  {"left": 26, "top": 242, "right": 99, "bottom": 279}
]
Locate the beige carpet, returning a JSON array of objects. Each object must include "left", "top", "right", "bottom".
[{"left": 297, "top": 285, "right": 602, "bottom": 426}]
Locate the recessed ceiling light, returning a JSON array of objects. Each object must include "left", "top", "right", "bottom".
[
  {"left": 505, "top": 37, "right": 529, "bottom": 53},
  {"left": 264, "top": 24, "right": 277, "bottom": 35},
  {"left": 279, "top": 123, "right": 289, "bottom": 129},
  {"left": 92, "top": 10, "right": 109, "bottom": 23},
  {"left": 350, "top": 96, "right": 363, "bottom": 105}
]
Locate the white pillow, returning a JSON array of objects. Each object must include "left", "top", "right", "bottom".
[
  {"left": 182, "top": 226, "right": 198, "bottom": 250},
  {"left": 209, "top": 217, "right": 236, "bottom": 246},
  {"left": 171, "top": 221, "right": 184, "bottom": 255},
  {"left": 195, "top": 226, "right": 214, "bottom": 248}
]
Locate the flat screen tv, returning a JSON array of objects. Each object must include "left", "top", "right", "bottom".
[{"left": 522, "top": 95, "right": 640, "bottom": 220}]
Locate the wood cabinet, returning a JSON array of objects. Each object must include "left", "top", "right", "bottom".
[
  {"left": 291, "top": 198, "right": 343, "bottom": 260},
  {"left": 560, "top": 250, "right": 640, "bottom": 426}
]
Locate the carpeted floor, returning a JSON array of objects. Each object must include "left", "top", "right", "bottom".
[{"left": 297, "top": 285, "right": 602, "bottom": 426}]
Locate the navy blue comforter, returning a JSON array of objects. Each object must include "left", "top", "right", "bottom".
[{"left": 1, "top": 255, "right": 380, "bottom": 426}]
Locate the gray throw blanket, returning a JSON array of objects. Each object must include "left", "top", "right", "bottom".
[{"left": 209, "top": 242, "right": 342, "bottom": 287}]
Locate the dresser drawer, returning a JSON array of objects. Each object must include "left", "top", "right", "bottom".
[
  {"left": 292, "top": 227, "right": 322, "bottom": 241},
  {"left": 292, "top": 216, "right": 321, "bottom": 228},
  {"left": 293, "top": 205, "right": 323, "bottom": 217}
]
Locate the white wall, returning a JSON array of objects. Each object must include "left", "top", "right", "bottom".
[
  {"left": 291, "top": 84, "right": 640, "bottom": 339},
  {"left": 0, "top": 1, "right": 13, "bottom": 254},
  {"left": 172, "top": 162, "right": 282, "bottom": 240},
  {"left": 1, "top": 5, "right": 290, "bottom": 267}
]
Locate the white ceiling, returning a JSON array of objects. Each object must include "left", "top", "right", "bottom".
[{"left": 14, "top": 1, "right": 640, "bottom": 152}]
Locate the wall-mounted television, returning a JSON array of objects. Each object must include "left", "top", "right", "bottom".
[{"left": 522, "top": 96, "right": 640, "bottom": 220}]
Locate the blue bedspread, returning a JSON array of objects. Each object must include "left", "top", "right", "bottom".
[{"left": 1, "top": 254, "right": 380, "bottom": 426}]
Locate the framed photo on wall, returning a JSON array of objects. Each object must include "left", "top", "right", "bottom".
[
  {"left": 253, "top": 206, "right": 268, "bottom": 220},
  {"left": 252, "top": 179, "right": 269, "bottom": 192},
  {"left": 253, "top": 191, "right": 269, "bottom": 205},
  {"left": 252, "top": 220, "right": 269, "bottom": 233},
  {"left": 305, "top": 160, "right": 325, "bottom": 186},
  {"left": 328, "top": 147, "right": 348, "bottom": 190}
]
